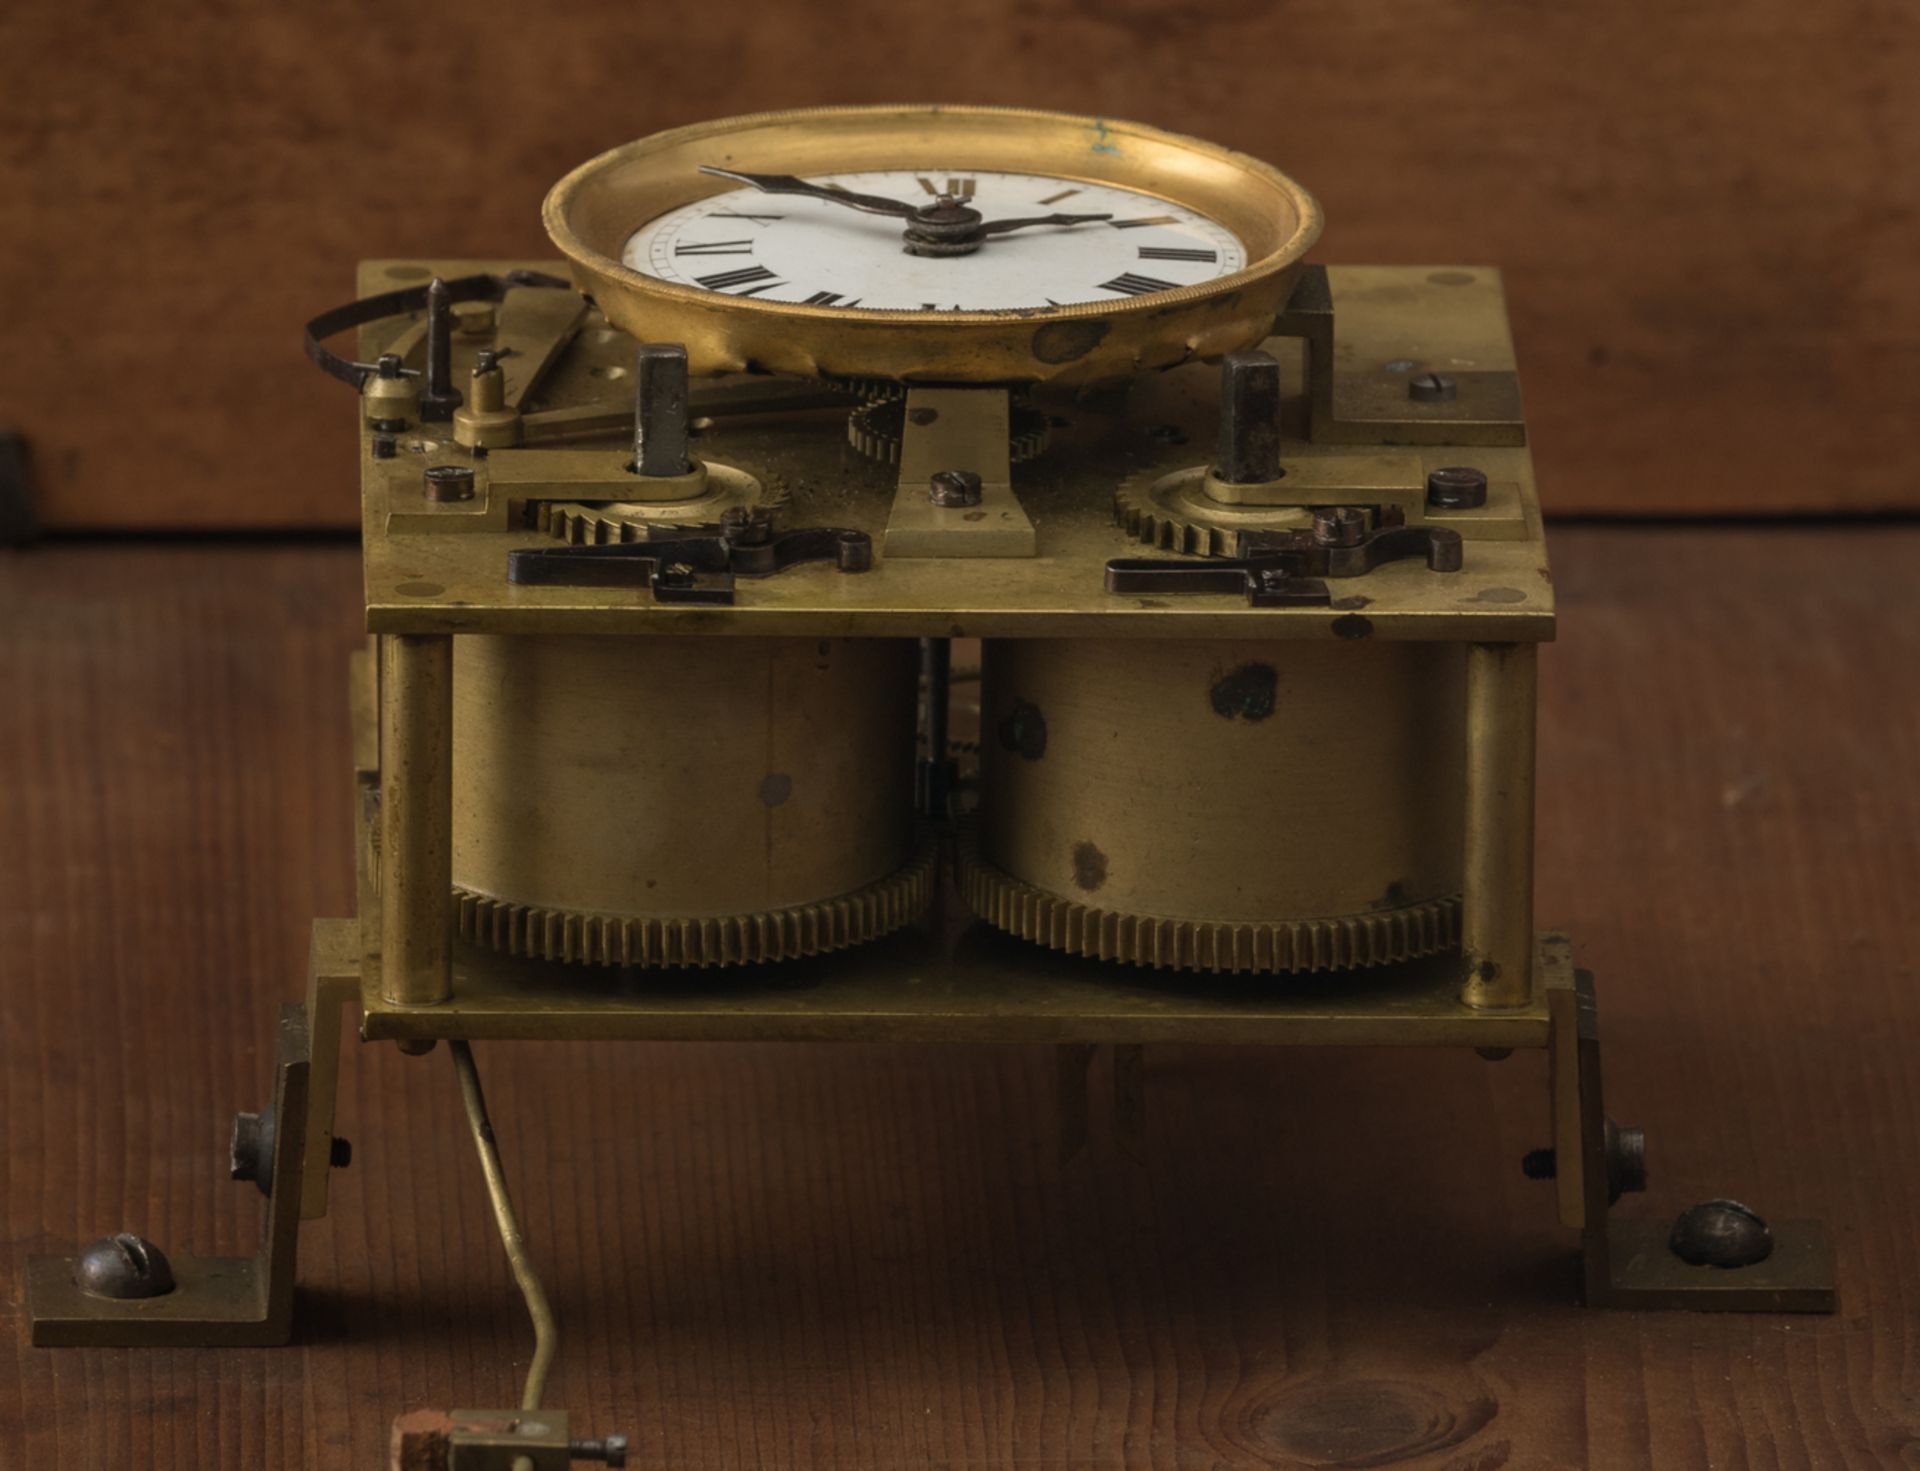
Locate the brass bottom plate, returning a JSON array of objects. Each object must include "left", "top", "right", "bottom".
[
  {"left": 355, "top": 900, "right": 1554, "bottom": 1047},
  {"left": 1597, "top": 1218, "right": 1836, "bottom": 1313},
  {"left": 27, "top": 1255, "right": 278, "bottom": 1348}
]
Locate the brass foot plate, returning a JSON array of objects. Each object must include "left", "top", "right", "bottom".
[{"left": 28, "top": 1004, "right": 311, "bottom": 1347}]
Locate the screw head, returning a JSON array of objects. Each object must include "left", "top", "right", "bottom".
[
  {"left": 230, "top": 1107, "right": 273, "bottom": 1188},
  {"left": 1605, "top": 1118, "right": 1648, "bottom": 1201},
  {"left": 1408, "top": 371, "right": 1458, "bottom": 403},
  {"left": 570, "top": 1436, "right": 631, "bottom": 1467},
  {"left": 75, "top": 1233, "right": 176, "bottom": 1299},
  {"left": 1427, "top": 465, "right": 1489, "bottom": 509},
  {"left": 1670, "top": 1199, "right": 1773, "bottom": 1268},
  {"left": 929, "top": 469, "right": 984, "bottom": 508},
  {"left": 451, "top": 300, "right": 497, "bottom": 336}
]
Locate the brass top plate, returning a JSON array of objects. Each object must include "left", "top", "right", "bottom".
[{"left": 356, "top": 260, "right": 1552, "bottom": 642}]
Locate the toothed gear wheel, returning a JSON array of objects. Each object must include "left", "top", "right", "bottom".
[
  {"left": 537, "top": 467, "right": 788, "bottom": 544},
  {"left": 847, "top": 397, "right": 1052, "bottom": 467},
  {"left": 1113, "top": 464, "right": 1313, "bottom": 557},
  {"left": 954, "top": 818, "right": 1460, "bottom": 975},
  {"left": 806, "top": 374, "right": 909, "bottom": 404},
  {"left": 456, "top": 831, "right": 939, "bottom": 968}
]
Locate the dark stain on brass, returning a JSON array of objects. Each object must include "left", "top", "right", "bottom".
[
  {"left": 1331, "top": 613, "right": 1374, "bottom": 639},
  {"left": 1031, "top": 318, "right": 1110, "bottom": 364},
  {"left": 1464, "top": 587, "right": 1526, "bottom": 604},
  {"left": 759, "top": 773, "right": 793, "bottom": 807},
  {"left": 997, "top": 699, "right": 1047, "bottom": 760},
  {"left": 1209, "top": 663, "right": 1278, "bottom": 722},
  {"left": 1071, "top": 841, "right": 1108, "bottom": 892}
]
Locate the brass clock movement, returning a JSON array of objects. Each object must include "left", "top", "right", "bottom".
[{"left": 27, "top": 105, "right": 1834, "bottom": 1466}]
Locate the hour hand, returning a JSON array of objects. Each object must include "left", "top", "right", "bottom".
[
  {"left": 698, "top": 166, "right": 915, "bottom": 218},
  {"left": 975, "top": 211, "right": 1114, "bottom": 236}
]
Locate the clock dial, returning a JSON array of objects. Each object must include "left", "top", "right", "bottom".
[
  {"left": 547, "top": 106, "right": 1322, "bottom": 383},
  {"left": 622, "top": 171, "right": 1246, "bottom": 312}
]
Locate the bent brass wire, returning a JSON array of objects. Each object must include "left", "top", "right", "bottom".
[{"left": 450, "top": 1040, "right": 557, "bottom": 1411}]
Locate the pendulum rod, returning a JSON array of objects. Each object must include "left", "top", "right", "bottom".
[{"left": 450, "top": 1040, "right": 557, "bottom": 1411}]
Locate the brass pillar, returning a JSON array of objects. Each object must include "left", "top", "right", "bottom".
[
  {"left": 1460, "top": 641, "right": 1537, "bottom": 1008},
  {"left": 380, "top": 634, "right": 454, "bottom": 1005}
]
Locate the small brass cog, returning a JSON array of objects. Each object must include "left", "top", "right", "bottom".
[
  {"left": 536, "top": 463, "right": 789, "bottom": 544},
  {"left": 847, "top": 397, "right": 1052, "bottom": 467},
  {"left": 1113, "top": 463, "right": 1313, "bottom": 557},
  {"left": 812, "top": 374, "right": 907, "bottom": 403},
  {"left": 456, "top": 830, "right": 939, "bottom": 968},
  {"left": 954, "top": 818, "right": 1460, "bottom": 975}
]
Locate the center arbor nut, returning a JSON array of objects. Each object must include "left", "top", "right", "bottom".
[{"left": 929, "top": 469, "right": 983, "bottom": 508}]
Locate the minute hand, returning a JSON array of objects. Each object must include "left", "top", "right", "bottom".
[
  {"left": 973, "top": 212, "right": 1114, "bottom": 235},
  {"left": 697, "top": 166, "right": 915, "bottom": 217}
]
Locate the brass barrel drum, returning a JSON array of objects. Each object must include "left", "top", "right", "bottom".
[
  {"left": 451, "top": 634, "right": 928, "bottom": 966},
  {"left": 962, "top": 639, "right": 1466, "bottom": 973}
]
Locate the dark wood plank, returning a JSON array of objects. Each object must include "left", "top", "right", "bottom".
[
  {"left": 2, "top": 527, "right": 1917, "bottom": 1467},
  {"left": 1, "top": 2, "right": 1915, "bottom": 527}
]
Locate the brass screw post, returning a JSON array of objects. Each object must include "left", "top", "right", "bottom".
[
  {"left": 1215, "top": 351, "right": 1282, "bottom": 485},
  {"left": 632, "top": 343, "right": 691, "bottom": 477},
  {"left": 419, "top": 277, "right": 463, "bottom": 422}
]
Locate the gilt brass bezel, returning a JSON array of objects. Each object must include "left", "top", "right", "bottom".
[{"left": 543, "top": 105, "right": 1324, "bottom": 386}]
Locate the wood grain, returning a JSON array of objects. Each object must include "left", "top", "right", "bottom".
[
  {"left": 1, "top": 527, "right": 1917, "bottom": 1468},
  {"left": 1, "top": 1, "right": 1916, "bottom": 529}
]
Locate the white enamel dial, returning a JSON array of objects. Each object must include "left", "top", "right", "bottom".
[{"left": 621, "top": 170, "right": 1247, "bottom": 312}]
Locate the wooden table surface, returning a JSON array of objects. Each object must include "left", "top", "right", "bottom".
[{"left": 2, "top": 526, "right": 1916, "bottom": 1469}]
